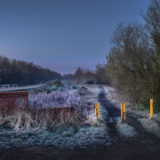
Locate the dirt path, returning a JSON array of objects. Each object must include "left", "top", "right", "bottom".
[
  {"left": 0, "top": 86, "right": 160, "bottom": 160},
  {"left": 98, "top": 86, "right": 160, "bottom": 160}
]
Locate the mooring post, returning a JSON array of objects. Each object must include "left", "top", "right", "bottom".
[
  {"left": 121, "top": 102, "right": 126, "bottom": 123},
  {"left": 150, "top": 98, "right": 154, "bottom": 120},
  {"left": 95, "top": 102, "right": 100, "bottom": 119}
]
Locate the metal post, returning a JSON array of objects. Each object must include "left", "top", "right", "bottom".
[
  {"left": 121, "top": 102, "right": 126, "bottom": 123},
  {"left": 150, "top": 98, "right": 154, "bottom": 120},
  {"left": 95, "top": 102, "right": 100, "bottom": 119}
]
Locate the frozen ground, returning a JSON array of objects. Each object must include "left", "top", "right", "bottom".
[
  {"left": 0, "top": 84, "right": 115, "bottom": 149},
  {"left": 0, "top": 125, "right": 113, "bottom": 149},
  {"left": 106, "top": 85, "right": 160, "bottom": 138},
  {"left": 1, "top": 84, "right": 159, "bottom": 150},
  {"left": 82, "top": 85, "right": 137, "bottom": 139},
  {"left": 116, "top": 117, "right": 137, "bottom": 137},
  {"left": 138, "top": 118, "right": 160, "bottom": 138},
  {"left": 1, "top": 85, "right": 160, "bottom": 160},
  {"left": 0, "top": 85, "right": 160, "bottom": 160}
]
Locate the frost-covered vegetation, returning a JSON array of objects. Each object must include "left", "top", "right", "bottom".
[
  {"left": 0, "top": 82, "right": 95, "bottom": 133},
  {"left": 0, "top": 82, "right": 113, "bottom": 149},
  {"left": 0, "top": 124, "right": 113, "bottom": 149},
  {"left": 116, "top": 117, "right": 137, "bottom": 137},
  {"left": 29, "top": 88, "right": 91, "bottom": 110},
  {"left": 32, "top": 80, "right": 64, "bottom": 93}
]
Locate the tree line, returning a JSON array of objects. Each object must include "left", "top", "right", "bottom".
[
  {"left": 0, "top": 56, "right": 61, "bottom": 85},
  {"left": 74, "top": 64, "right": 110, "bottom": 85},
  {"left": 74, "top": 0, "right": 160, "bottom": 111},
  {"left": 106, "top": 0, "right": 160, "bottom": 111}
]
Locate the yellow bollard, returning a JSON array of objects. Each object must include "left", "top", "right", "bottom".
[
  {"left": 121, "top": 102, "right": 126, "bottom": 123},
  {"left": 150, "top": 98, "right": 154, "bottom": 120},
  {"left": 95, "top": 103, "right": 100, "bottom": 119}
]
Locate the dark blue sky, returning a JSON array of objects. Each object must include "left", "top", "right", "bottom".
[{"left": 0, "top": 0, "right": 149, "bottom": 74}]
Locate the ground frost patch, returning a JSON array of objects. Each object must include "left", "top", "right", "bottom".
[
  {"left": 0, "top": 124, "right": 114, "bottom": 149},
  {"left": 116, "top": 117, "right": 137, "bottom": 137}
]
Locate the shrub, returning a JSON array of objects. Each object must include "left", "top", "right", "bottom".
[
  {"left": 29, "top": 89, "right": 93, "bottom": 110},
  {"left": 46, "top": 80, "right": 64, "bottom": 87},
  {"left": 86, "top": 80, "right": 94, "bottom": 84},
  {"left": 33, "top": 80, "right": 64, "bottom": 93}
]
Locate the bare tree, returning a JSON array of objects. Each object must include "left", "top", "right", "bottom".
[
  {"left": 144, "top": 0, "right": 160, "bottom": 54},
  {"left": 106, "top": 23, "right": 157, "bottom": 105}
]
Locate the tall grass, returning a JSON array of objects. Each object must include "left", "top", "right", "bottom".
[
  {"left": 0, "top": 88, "right": 94, "bottom": 132},
  {"left": 0, "top": 107, "right": 83, "bottom": 132}
]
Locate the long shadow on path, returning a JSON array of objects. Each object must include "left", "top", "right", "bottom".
[{"left": 98, "top": 89, "right": 120, "bottom": 119}]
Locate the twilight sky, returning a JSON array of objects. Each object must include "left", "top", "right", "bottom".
[{"left": 0, "top": 0, "right": 149, "bottom": 74}]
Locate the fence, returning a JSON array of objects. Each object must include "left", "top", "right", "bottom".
[{"left": 0, "top": 84, "right": 18, "bottom": 89}]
